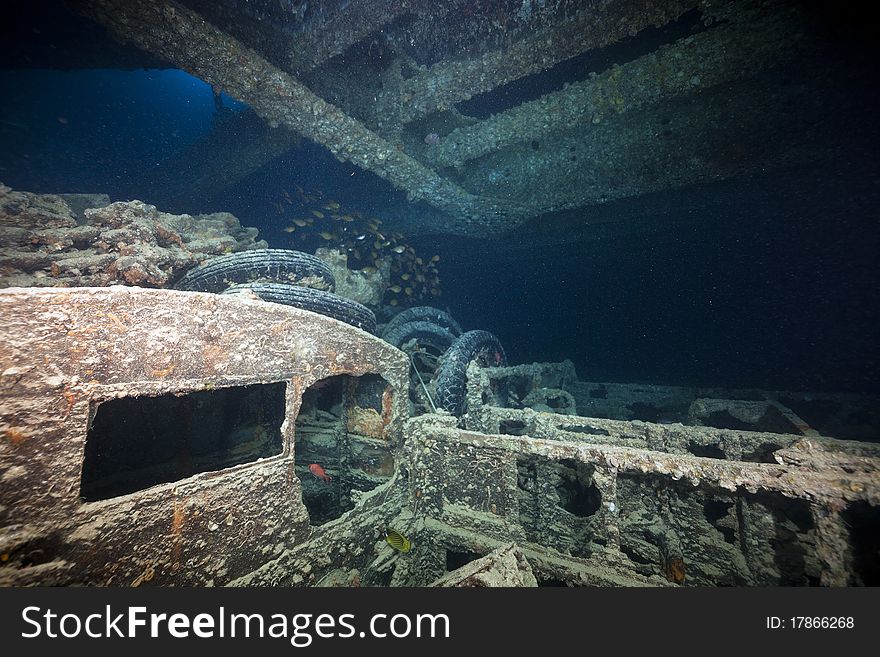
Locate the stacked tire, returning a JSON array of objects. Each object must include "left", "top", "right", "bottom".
[
  {"left": 381, "top": 306, "right": 463, "bottom": 353},
  {"left": 381, "top": 306, "right": 506, "bottom": 417},
  {"left": 175, "top": 249, "right": 376, "bottom": 333},
  {"left": 434, "top": 330, "right": 507, "bottom": 417},
  {"left": 382, "top": 306, "right": 463, "bottom": 339}
]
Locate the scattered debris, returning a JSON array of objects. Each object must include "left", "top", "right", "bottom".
[
  {"left": 430, "top": 544, "right": 538, "bottom": 587},
  {"left": 0, "top": 182, "right": 265, "bottom": 289}
]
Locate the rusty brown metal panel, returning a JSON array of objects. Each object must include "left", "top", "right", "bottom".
[
  {"left": 406, "top": 415, "right": 880, "bottom": 585},
  {"left": 0, "top": 286, "right": 408, "bottom": 585}
]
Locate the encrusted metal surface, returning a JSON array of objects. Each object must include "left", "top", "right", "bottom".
[
  {"left": 429, "top": 543, "right": 538, "bottom": 587},
  {"left": 383, "top": 0, "right": 700, "bottom": 124},
  {"left": 360, "top": 360, "right": 877, "bottom": 587},
  {"left": 0, "top": 286, "right": 408, "bottom": 585},
  {"left": 405, "top": 412, "right": 879, "bottom": 586},
  {"left": 429, "top": 4, "right": 807, "bottom": 168},
  {"left": 74, "top": 0, "right": 530, "bottom": 235}
]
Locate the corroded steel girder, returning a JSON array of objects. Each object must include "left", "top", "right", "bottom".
[
  {"left": 73, "top": 0, "right": 531, "bottom": 234},
  {"left": 379, "top": 0, "right": 700, "bottom": 124},
  {"left": 431, "top": 5, "right": 808, "bottom": 168},
  {"left": 283, "top": 0, "right": 418, "bottom": 76}
]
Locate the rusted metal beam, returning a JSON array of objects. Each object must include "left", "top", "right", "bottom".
[
  {"left": 429, "top": 543, "right": 539, "bottom": 587},
  {"left": 378, "top": 0, "right": 700, "bottom": 125},
  {"left": 431, "top": 4, "right": 808, "bottom": 168},
  {"left": 458, "top": 51, "right": 849, "bottom": 219},
  {"left": 180, "top": 0, "right": 419, "bottom": 77},
  {"left": 284, "top": 0, "right": 418, "bottom": 76},
  {"left": 73, "top": 0, "right": 531, "bottom": 235}
]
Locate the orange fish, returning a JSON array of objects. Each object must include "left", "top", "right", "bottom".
[{"left": 308, "top": 463, "right": 332, "bottom": 483}]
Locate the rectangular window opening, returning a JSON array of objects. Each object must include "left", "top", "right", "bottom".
[{"left": 80, "top": 382, "right": 286, "bottom": 502}]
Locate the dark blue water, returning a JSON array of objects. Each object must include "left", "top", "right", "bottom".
[
  {"left": 0, "top": 68, "right": 244, "bottom": 196},
  {"left": 432, "top": 198, "right": 879, "bottom": 393}
]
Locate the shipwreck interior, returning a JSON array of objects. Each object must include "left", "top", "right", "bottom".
[{"left": 0, "top": 0, "right": 878, "bottom": 587}]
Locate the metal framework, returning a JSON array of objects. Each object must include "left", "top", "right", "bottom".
[{"left": 70, "top": 0, "right": 826, "bottom": 235}]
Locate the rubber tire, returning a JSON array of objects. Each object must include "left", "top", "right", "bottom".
[
  {"left": 383, "top": 320, "right": 457, "bottom": 353},
  {"left": 223, "top": 282, "right": 376, "bottom": 334},
  {"left": 382, "top": 306, "right": 462, "bottom": 339},
  {"left": 175, "top": 249, "right": 335, "bottom": 293},
  {"left": 435, "top": 330, "right": 507, "bottom": 416}
]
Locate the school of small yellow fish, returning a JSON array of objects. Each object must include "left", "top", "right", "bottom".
[{"left": 273, "top": 185, "right": 442, "bottom": 305}]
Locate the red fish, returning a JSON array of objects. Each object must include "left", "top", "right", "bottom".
[{"left": 308, "top": 463, "right": 332, "bottom": 483}]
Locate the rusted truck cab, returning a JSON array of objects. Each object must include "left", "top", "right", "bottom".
[{"left": 0, "top": 286, "right": 408, "bottom": 585}]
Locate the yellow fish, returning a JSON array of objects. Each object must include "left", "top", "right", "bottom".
[
  {"left": 320, "top": 231, "right": 335, "bottom": 240},
  {"left": 431, "top": 255, "right": 440, "bottom": 262},
  {"left": 404, "top": 287, "right": 413, "bottom": 296},
  {"left": 385, "top": 528, "right": 411, "bottom": 553},
  {"left": 389, "top": 298, "right": 398, "bottom": 306},
  {"left": 392, "top": 245, "right": 406, "bottom": 254},
  {"left": 401, "top": 273, "right": 410, "bottom": 281},
  {"left": 283, "top": 226, "right": 296, "bottom": 233},
  {"left": 293, "top": 218, "right": 309, "bottom": 227},
  {"left": 312, "top": 210, "right": 325, "bottom": 219},
  {"left": 389, "top": 285, "right": 402, "bottom": 293},
  {"left": 323, "top": 201, "right": 340, "bottom": 210}
]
